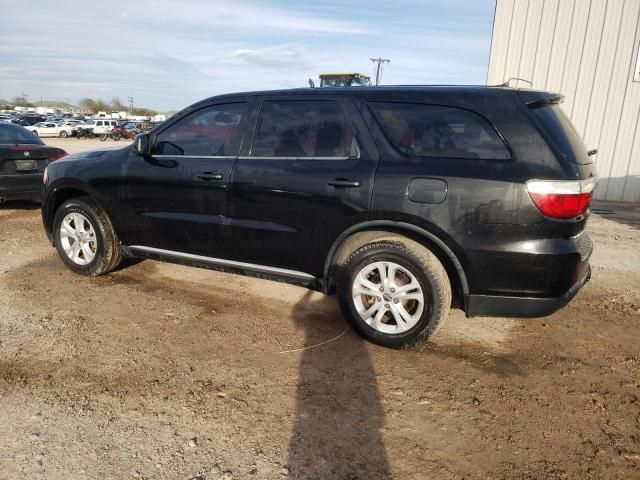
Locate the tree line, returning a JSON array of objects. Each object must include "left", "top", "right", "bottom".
[
  {"left": 79, "top": 98, "right": 158, "bottom": 116},
  {"left": 1, "top": 96, "right": 158, "bottom": 117}
]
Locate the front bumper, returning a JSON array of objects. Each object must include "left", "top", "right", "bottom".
[{"left": 464, "top": 264, "right": 591, "bottom": 318}]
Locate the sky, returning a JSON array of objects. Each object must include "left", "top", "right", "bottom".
[{"left": 0, "top": 0, "right": 496, "bottom": 112}]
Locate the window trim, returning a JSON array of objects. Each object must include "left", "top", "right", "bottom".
[
  {"left": 367, "top": 100, "right": 514, "bottom": 162},
  {"left": 150, "top": 100, "right": 249, "bottom": 158},
  {"left": 247, "top": 98, "right": 361, "bottom": 160}
]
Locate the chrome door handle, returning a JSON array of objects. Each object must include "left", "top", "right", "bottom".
[
  {"left": 327, "top": 179, "right": 361, "bottom": 188},
  {"left": 196, "top": 173, "right": 223, "bottom": 181}
]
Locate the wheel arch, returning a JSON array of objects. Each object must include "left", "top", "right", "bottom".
[
  {"left": 43, "top": 183, "right": 123, "bottom": 242},
  {"left": 323, "top": 221, "right": 469, "bottom": 307}
]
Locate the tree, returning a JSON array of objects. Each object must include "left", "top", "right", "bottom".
[
  {"left": 111, "top": 97, "right": 126, "bottom": 111},
  {"left": 131, "top": 107, "right": 158, "bottom": 117}
]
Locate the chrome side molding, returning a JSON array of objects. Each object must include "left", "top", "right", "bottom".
[{"left": 127, "top": 245, "right": 316, "bottom": 280}]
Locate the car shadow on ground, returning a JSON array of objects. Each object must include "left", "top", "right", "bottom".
[
  {"left": 0, "top": 200, "right": 40, "bottom": 210},
  {"left": 286, "top": 291, "right": 392, "bottom": 479}
]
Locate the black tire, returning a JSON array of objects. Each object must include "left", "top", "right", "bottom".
[
  {"left": 337, "top": 239, "right": 451, "bottom": 349},
  {"left": 32, "top": 131, "right": 38, "bottom": 136},
  {"left": 59, "top": 130, "right": 68, "bottom": 138},
  {"left": 53, "top": 197, "right": 123, "bottom": 276},
  {"left": 100, "top": 134, "right": 108, "bottom": 141}
]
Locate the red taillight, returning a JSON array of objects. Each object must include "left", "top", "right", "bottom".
[
  {"left": 526, "top": 178, "right": 596, "bottom": 219},
  {"left": 49, "top": 150, "right": 67, "bottom": 162}
]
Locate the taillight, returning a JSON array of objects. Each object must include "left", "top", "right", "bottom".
[
  {"left": 526, "top": 178, "right": 596, "bottom": 219},
  {"left": 49, "top": 149, "right": 67, "bottom": 162}
]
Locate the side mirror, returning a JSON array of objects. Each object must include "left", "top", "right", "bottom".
[{"left": 133, "top": 133, "right": 150, "bottom": 157}]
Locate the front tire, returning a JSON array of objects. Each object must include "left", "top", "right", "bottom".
[
  {"left": 59, "top": 130, "right": 68, "bottom": 138},
  {"left": 338, "top": 239, "right": 451, "bottom": 349},
  {"left": 53, "top": 197, "right": 123, "bottom": 276}
]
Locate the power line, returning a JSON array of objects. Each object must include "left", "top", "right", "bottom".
[{"left": 370, "top": 57, "right": 391, "bottom": 86}]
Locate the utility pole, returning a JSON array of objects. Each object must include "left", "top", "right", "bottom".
[
  {"left": 370, "top": 57, "right": 390, "bottom": 86},
  {"left": 128, "top": 96, "right": 134, "bottom": 113},
  {"left": 21, "top": 93, "right": 28, "bottom": 106}
]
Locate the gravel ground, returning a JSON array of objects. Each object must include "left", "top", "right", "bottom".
[{"left": 0, "top": 142, "right": 639, "bottom": 479}]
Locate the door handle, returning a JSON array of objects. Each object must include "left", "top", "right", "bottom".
[
  {"left": 196, "top": 173, "right": 223, "bottom": 181},
  {"left": 327, "top": 179, "right": 361, "bottom": 188}
]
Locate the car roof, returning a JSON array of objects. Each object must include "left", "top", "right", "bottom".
[{"left": 192, "top": 85, "right": 542, "bottom": 106}]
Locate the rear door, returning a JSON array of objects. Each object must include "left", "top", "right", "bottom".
[
  {"left": 228, "top": 95, "right": 378, "bottom": 276},
  {"left": 122, "top": 99, "right": 251, "bottom": 259}
]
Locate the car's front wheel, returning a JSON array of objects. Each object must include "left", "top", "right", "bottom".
[
  {"left": 53, "top": 197, "right": 123, "bottom": 276},
  {"left": 338, "top": 239, "right": 451, "bottom": 349},
  {"left": 59, "top": 130, "right": 68, "bottom": 138}
]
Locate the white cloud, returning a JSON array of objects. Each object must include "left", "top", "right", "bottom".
[{"left": 231, "top": 44, "right": 311, "bottom": 69}]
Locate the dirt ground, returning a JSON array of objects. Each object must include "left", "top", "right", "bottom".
[{"left": 1, "top": 139, "right": 639, "bottom": 479}]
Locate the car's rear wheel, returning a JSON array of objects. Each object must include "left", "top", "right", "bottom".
[
  {"left": 59, "top": 130, "right": 68, "bottom": 138},
  {"left": 338, "top": 239, "right": 451, "bottom": 349},
  {"left": 53, "top": 197, "right": 123, "bottom": 276}
]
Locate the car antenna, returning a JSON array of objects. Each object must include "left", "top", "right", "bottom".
[{"left": 499, "top": 77, "right": 533, "bottom": 87}]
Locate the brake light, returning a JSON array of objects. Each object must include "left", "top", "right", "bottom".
[
  {"left": 526, "top": 178, "right": 596, "bottom": 219},
  {"left": 49, "top": 150, "right": 67, "bottom": 162}
]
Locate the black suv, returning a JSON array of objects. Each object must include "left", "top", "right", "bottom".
[{"left": 41, "top": 87, "right": 596, "bottom": 348}]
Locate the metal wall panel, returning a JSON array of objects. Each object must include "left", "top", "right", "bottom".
[{"left": 488, "top": 0, "right": 640, "bottom": 201}]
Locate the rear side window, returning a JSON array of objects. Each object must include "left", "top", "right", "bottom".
[
  {"left": 251, "top": 100, "right": 358, "bottom": 158},
  {"left": 370, "top": 102, "right": 510, "bottom": 160},
  {"left": 154, "top": 103, "right": 247, "bottom": 156}
]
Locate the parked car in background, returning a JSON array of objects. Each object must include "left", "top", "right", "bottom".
[
  {"left": 24, "top": 122, "right": 74, "bottom": 138},
  {"left": 0, "top": 123, "right": 66, "bottom": 203},
  {"left": 41, "top": 86, "right": 596, "bottom": 349},
  {"left": 80, "top": 119, "right": 119, "bottom": 135}
]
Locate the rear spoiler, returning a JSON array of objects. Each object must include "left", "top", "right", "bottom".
[{"left": 518, "top": 90, "right": 565, "bottom": 109}]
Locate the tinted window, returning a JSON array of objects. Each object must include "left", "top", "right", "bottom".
[
  {"left": 370, "top": 102, "right": 510, "bottom": 160},
  {"left": 0, "top": 124, "right": 43, "bottom": 144},
  {"left": 528, "top": 104, "right": 590, "bottom": 164},
  {"left": 154, "top": 103, "right": 247, "bottom": 156},
  {"left": 251, "top": 100, "right": 357, "bottom": 158}
]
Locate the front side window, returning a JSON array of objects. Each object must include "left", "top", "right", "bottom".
[
  {"left": 370, "top": 102, "right": 510, "bottom": 160},
  {"left": 153, "top": 103, "right": 247, "bottom": 156},
  {"left": 251, "top": 100, "right": 357, "bottom": 158}
]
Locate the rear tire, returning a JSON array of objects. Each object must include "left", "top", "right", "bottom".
[
  {"left": 337, "top": 239, "right": 451, "bottom": 349},
  {"left": 53, "top": 197, "right": 123, "bottom": 276},
  {"left": 59, "top": 131, "right": 68, "bottom": 138},
  {"left": 100, "top": 134, "right": 108, "bottom": 141}
]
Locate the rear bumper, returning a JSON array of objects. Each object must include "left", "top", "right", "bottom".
[
  {"left": 0, "top": 173, "right": 43, "bottom": 201},
  {"left": 464, "top": 264, "right": 590, "bottom": 318}
]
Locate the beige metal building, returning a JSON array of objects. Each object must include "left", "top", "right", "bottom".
[{"left": 487, "top": 0, "right": 640, "bottom": 202}]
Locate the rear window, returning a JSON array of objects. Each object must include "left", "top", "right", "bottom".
[
  {"left": 370, "top": 102, "right": 511, "bottom": 160},
  {"left": 528, "top": 104, "right": 591, "bottom": 164},
  {"left": 0, "top": 124, "right": 43, "bottom": 144}
]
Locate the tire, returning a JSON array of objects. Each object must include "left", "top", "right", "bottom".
[
  {"left": 337, "top": 239, "right": 451, "bottom": 349},
  {"left": 100, "top": 134, "right": 108, "bottom": 141},
  {"left": 113, "top": 132, "right": 122, "bottom": 141},
  {"left": 53, "top": 197, "right": 123, "bottom": 276},
  {"left": 59, "top": 130, "right": 68, "bottom": 138},
  {"left": 32, "top": 131, "right": 38, "bottom": 136}
]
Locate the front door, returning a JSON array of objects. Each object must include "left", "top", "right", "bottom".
[
  {"left": 122, "top": 100, "right": 250, "bottom": 259},
  {"left": 228, "top": 96, "right": 379, "bottom": 277}
]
